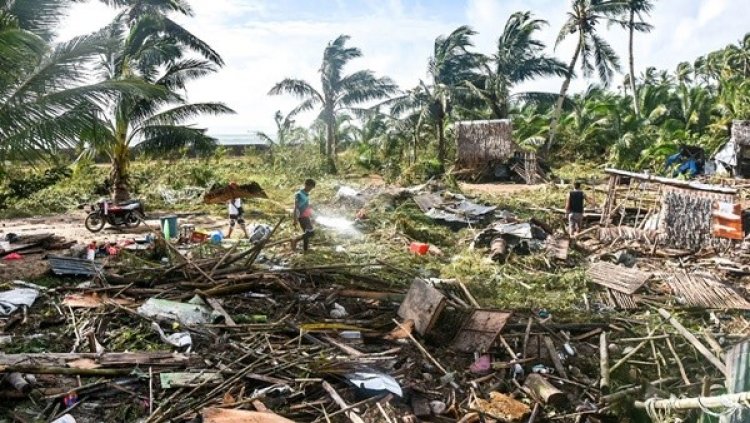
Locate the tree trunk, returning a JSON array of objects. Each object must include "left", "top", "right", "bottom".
[
  {"left": 325, "top": 108, "right": 337, "bottom": 174},
  {"left": 628, "top": 10, "right": 641, "bottom": 117},
  {"left": 110, "top": 139, "right": 130, "bottom": 203},
  {"left": 436, "top": 116, "right": 445, "bottom": 169},
  {"left": 546, "top": 41, "right": 582, "bottom": 155}
]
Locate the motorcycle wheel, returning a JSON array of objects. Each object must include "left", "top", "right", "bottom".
[
  {"left": 124, "top": 211, "right": 142, "bottom": 228},
  {"left": 85, "top": 213, "right": 106, "bottom": 233}
]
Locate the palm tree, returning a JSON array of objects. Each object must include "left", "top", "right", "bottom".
[
  {"left": 0, "top": 0, "right": 153, "bottom": 164},
  {"left": 85, "top": 1, "right": 233, "bottom": 201},
  {"left": 547, "top": 0, "right": 625, "bottom": 153},
  {"left": 616, "top": 0, "right": 654, "bottom": 117},
  {"left": 269, "top": 35, "right": 397, "bottom": 173},
  {"left": 466, "top": 12, "right": 567, "bottom": 120}
]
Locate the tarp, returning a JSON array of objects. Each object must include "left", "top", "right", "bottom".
[
  {"left": 414, "top": 193, "right": 496, "bottom": 225},
  {"left": 0, "top": 288, "right": 38, "bottom": 315}
]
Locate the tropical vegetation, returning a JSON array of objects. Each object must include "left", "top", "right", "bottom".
[{"left": 2, "top": 0, "right": 750, "bottom": 196}]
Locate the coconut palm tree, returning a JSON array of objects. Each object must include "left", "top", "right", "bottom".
[
  {"left": 546, "top": 0, "right": 625, "bottom": 152},
  {"left": 614, "top": 0, "right": 654, "bottom": 117},
  {"left": 269, "top": 35, "right": 397, "bottom": 173},
  {"left": 84, "top": 1, "right": 233, "bottom": 201},
  {"left": 0, "top": 0, "right": 155, "bottom": 164},
  {"left": 466, "top": 12, "right": 567, "bottom": 120}
]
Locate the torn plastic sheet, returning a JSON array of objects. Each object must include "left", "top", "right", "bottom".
[
  {"left": 151, "top": 322, "right": 192, "bottom": 350},
  {"left": 415, "top": 193, "right": 496, "bottom": 225},
  {"left": 137, "top": 297, "right": 221, "bottom": 325},
  {"left": 0, "top": 287, "right": 39, "bottom": 315},
  {"left": 346, "top": 372, "right": 403, "bottom": 397}
]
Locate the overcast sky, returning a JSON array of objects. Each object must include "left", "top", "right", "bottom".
[{"left": 58, "top": 0, "right": 747, "bottom": 135}]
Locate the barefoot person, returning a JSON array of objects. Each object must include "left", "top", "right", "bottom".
[
  {"left": 291, "top": 179, "right": 316, "bottom": 251},
  {"left": 226, "top": 182, "right": 249, "bottom": 239},
  {"left": 566, "top": 182, "right": 594, "bottom": 237}
]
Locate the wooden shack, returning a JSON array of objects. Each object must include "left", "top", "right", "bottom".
[
  {"left": 454, "top": 119, "right": 544, "bottom": 183},
  {"left": 599, "top": 168, "right": 742, "bottom": 250}
]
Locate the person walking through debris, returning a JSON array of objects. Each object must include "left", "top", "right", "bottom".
[
  {"left": 566, "top": 182, "right": 594, "bottom": 237},
  {"left": 292, "top": 179, "right": 316, "bottom": 252},
  {"left": 226, "top": 182, "right": 249, "bottom": 239}
]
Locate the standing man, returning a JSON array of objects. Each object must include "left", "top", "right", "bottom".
[
  {"left": 566, "top": 182, "right": 591, "bottom": 237},
  {"left": 226, "top": 182, "right": 249, "bottom": 239},
  {"left": 292, "top": 179, "right": 316, "bottom": 252}
]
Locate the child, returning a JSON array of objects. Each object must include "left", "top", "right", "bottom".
[{"left": 292, "top": 179, "right": 316, "bottom": 251}]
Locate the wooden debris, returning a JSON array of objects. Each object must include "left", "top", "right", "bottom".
[
  {"left": 397, "top": 278, "right": 446, "bottom": 335},
  {"left": 586, "top": 262, "right": 652, "bottom": 294},
  {"left": 660, "top": 270, "right": 750, "bottom": 310},
  {"left": 658, "top": 308, "right": 727, "bottom": 377},
  {"left": 451, "top": 309, "right": 511, "bottom": 353},
  {"left": 524, "top": 374, "right": 565, "bottom": 406}
]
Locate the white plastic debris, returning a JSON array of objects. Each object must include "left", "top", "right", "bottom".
[
  {"left": 50, "top": 415, "right": 76, "bottom": 423},
  {"left": 330, "top": 303, "right": 348, "bottom": 319},
  {"left": 151, "top": 322, "right": 192, "bottom": 350},
  {"left": 429, "top": 400, "right": 447, "bottom": 415},
  {"left": 0, "top": 287, "right": 39, "bottom": 315},
  {"left": 346, "top": 372, "right": 402, "bottom": 397},
  {"left": 137, "top": 297, "right": 220, "bottom": 326}
]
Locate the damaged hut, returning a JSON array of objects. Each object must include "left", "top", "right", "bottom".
[
  {"left": 599, "top": 168, "right": 744, "bottom": 250},
  {"left": 454, "top": 119, "right": 544, "bottom": 184}
]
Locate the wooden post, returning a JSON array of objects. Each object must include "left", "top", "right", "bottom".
[
  {"left": 543, "top": 336, "right": 567, "bottom": 379},
  {"left": 720, "top": 341, "right": 750, "bottom": 423}
]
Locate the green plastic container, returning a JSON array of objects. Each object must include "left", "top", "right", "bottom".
[{"left": 160, "top": 215, "right": 178, "bottom": 239}]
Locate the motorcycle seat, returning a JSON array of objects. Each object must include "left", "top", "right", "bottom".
[{"left": 117, "top": 200, "right": 141, "bottom": 208}]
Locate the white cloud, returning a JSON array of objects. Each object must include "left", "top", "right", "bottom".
[{"left": 57, "top": 0, "right": 750, "bottom": 134}]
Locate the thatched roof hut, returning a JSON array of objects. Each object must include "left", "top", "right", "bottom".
[{"left": 455, "top": 119, "right": 515, "bottom": 171}]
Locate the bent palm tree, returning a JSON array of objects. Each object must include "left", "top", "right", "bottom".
[
  {"left": 467, "top": 12, "right": 567, "bottom": 120},
  {"left": 0, "top": 0, "right": 152, "bottom": 164},
  {"left": 85, "top": 1, "right": 233, "bottom": 201},
  {"left": 269, "top": 35, "right": 397, "bottom": 173},
  {"left": 547, "top": 0, "right": 625, "bottom": 153}
]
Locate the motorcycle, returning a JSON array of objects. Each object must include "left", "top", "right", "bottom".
[{"left": 84, "top": 199, "right": 146, "bottom": 233}]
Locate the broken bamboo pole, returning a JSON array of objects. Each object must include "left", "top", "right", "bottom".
[
  {"left": 657, "top": 308, "right": 727, "bottom": 377},
  {"left": 321, "top": 380, "right": 366, "bottom": 423},
  {"left": 600, "top": 332, "right": 610, "bottom": 393}
]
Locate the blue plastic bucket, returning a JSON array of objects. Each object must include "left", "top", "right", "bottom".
[{"left": 160, "top": 215, "right": 178, "bottom": 239}]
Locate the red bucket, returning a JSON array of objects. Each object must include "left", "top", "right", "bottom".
[{"left": 409, "top": 242, "right": 429, "bottom": 255}]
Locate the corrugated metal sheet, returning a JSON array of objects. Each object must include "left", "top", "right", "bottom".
[{"left": 47, "top": 255, "right": 102, "bottom": 276}]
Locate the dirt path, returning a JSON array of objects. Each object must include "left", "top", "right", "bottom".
[
  {"left": 0, "top": 210, "right": 226, "bottom": 245},
  {"left": 460, "top": 182, "right": 545, "bottom": 196}
]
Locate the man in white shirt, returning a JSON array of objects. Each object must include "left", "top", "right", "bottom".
[{"left": 226, "top": 183, "right": 249, "bottom": 238}]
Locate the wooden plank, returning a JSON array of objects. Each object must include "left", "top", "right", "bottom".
[
  {"left": 451, "top": 309, "right": 512, "bottom": 353},
  {"left": 397, "top": 279, "right": 446, "bottom": 335},
  {"left": 586, "top": 262, "right": 652, "bottom": 295}
]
